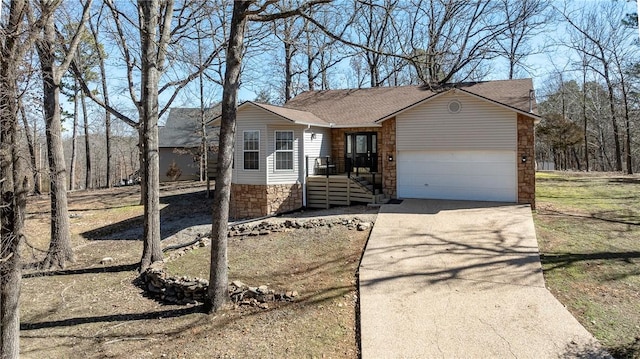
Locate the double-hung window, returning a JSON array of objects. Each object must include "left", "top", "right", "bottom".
[
  {"left": 275, "top": 131, "right": 294, "bottom": 170},
  {"left": 243, "top": 130, "right": 259, "bottom": 170}
]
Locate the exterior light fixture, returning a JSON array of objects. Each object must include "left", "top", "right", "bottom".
[{"left": 388, "top": 155, "right": 394, "bottom": 162}]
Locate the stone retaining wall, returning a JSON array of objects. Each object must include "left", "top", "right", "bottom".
[
  {"left": 140, "top": 216, "right": 373, "bottom": 307},
  {"left": 141, "top": 262, "right": 297, "bottom": 308}
]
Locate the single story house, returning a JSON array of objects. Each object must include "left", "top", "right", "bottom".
[
  {"left": 211, "top": 79, "right": 540, "bottom": 219},
  {"left": 159, "top": 107, "right": 220, "bottom": 182}
]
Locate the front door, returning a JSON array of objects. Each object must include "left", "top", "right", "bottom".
[{"left": 346, "top": 132, "right": 377, "bottom": 173}]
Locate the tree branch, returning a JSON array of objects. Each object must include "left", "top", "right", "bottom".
[{"left": 54, "top": 0, "right": 94, "bottom": 83}]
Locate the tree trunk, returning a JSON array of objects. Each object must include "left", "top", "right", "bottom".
[
  {"left": 284, "top": 39, "right": 294, "bottom": 102},
  {"left": 81, "top": 92, "right": 92, "bottom": 189},
  {"left": 138, "top": 0, "right": 163, "bottom": 271},
  {"left": 197, "top": 25, "right": 207, "bottom": 182},
  {"left": 603, "top": 72, "right": 623, "bottom": 172},
  {"left": 206, "top": 1, "right": 251, "bottom": 313},
  {"left": 0, "top": 191, "right": 24, "bottom": 359},
  {"left": 38, "top": 8, "right": 74, "bottom": 269},
  {"left": 91, "top": 8, "right": 113, "bottom": 188},
  {"left": 19, "top": 101, "right": 41, "bottom": 194},
  {"left": 307, "top": 51, "right": 314, "bottom": 91},
  {"left": 70, "top": 87, "right": 79, "bottom": 190},
  {"left": 100, "top": 52, "right": 112, "bottom": 188},
  {"left": 2, "top": 136, "right": 27, "bottom": 359},
  {"left": 0, "top": 2, "right": 28, "bottom": 354},
  {"left": 620, "top": 78, "right": 633, "bottom": 175},
  {"left": 582, "top": 67, "right": 589, "bottom": 172},
  {"left": 368, "top": 59, "right": 378, "bottom": 88}
]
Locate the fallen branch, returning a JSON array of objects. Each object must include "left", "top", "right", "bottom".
[
  {"left": 94, "top": 322, "right": 128, "bottom": 336},
  {"left": 162, "top": 235, "right": 204, "bottom": 253},
  {"left": 103, "top": 337, "right": 158, "bottom": 345}
]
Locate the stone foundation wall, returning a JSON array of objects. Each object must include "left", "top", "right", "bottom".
[
  {"left": 517, "top": 113, "right": 536, "bottom": 209},
  {"left": 230, "top": 184, "right": 269, "bottom": 219},
  {"left": 230, "top": 183, "right": 303, "bottom": 219},
  {"left": 267, "top": 183, "right": 303, "bottom": 215}
]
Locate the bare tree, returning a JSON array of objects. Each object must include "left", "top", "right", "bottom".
[
  {"left": 1, "top": 0, "right": 30, "bottom": 356},
  {"left": 304, "top": 0, "right": 536, "bottom": 86},
  {"left": 560, "top": 2, "right": 633, "bottom": 172},
  {"left": 403, "top": 0, "right": 502, "bottom": 84},
  {"left": 495, "top": 0, "right": 551, "bottom": 79},
  {"left": 73, "top": 0, "right": 226, "bottom": 271},
  {"left": 300, "top": 9, "right": 350, "bottom": 91},
  {"left": 206, "top": 0, "right": 329, "bottom": 313},
  {"left": 206, "top": 0, "right": 248, "bottom": 313},
  {"left": 32, "top": 0, "right": 93, "bottom": 269},
  {"left": 18, "top": 98, "right": 41, "bottom": 193},
  {"left": 87, "top": 3, "right": 112, "bottom": 187},
  {"left": 351, "top": 0, "right": 405, "bottom": 87},
  {"left": 80, "top": 82, "right": 91, "bottom": 187},
  {"left": 69, "top": 80, "right": 79, "bottom": 190}
]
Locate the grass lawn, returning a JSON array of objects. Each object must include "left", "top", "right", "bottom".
[{"left": 535, "top": 171, "right": 640, "bottom": 358}]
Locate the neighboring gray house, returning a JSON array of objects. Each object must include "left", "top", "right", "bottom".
[{"left": 159, "top": 107, "right": 220, "bottom": 182}]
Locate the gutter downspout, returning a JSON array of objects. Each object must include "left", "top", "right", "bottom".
[{"left": 302, "top": 124, "right": 311, "bottom": 207}]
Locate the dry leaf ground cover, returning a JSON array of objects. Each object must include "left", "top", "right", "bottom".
[
  {"left": 535, "top": 171, "right": 640, "bottom": 358},
  {"left": 19, "top": 182, "right": 373, "bottom": 358}
]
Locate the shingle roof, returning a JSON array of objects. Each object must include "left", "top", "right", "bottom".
[
  {"left": 249, "top": 102, "right": 328, "bottom": 126},
  {"left": 159, "top": 106, "right": 220, "bottom": 148},
  {"left": 283, "top": 78, "right": 539, "bottom": 126}
]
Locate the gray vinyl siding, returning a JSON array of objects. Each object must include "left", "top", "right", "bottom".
[
  {"left": 303, "top": 126, "right": 332, "bottom": 178},
  {"left": 233, "top": 106, "right": 268, "bottom": 185},
  {"left": 396, "top": 92, "right": 517, "bottom": 151},
  {"left": 159, "top": 147, "right": 200, "bottom": 182},
  {"left": 266, "top": 124, "right": 303, "bottom": 185},
  {"left": 233, "top": 105, "right": 313, "bottom": 185}
]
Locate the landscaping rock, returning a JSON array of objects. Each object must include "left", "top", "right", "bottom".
[
  {"left": 99, "top": 257, "right": 114, "bottom": 265},
  {"left": 140, "top": 264, "right": 296, "bottom": 308}
]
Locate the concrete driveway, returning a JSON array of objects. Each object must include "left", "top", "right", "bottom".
[{"left": 359, "top": 199, "right": 609, "bottom": 358}]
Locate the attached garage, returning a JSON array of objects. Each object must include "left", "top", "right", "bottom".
[
  {"left": 395, "top": 91, "right": 519, "bottom": 203},
  {"left": 397, "top": 150, "right": 517, "bottom": 202}
]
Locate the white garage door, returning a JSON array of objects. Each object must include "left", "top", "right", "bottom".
[{"left": 397, "top": 150, "right": 517, "bottom": 202}]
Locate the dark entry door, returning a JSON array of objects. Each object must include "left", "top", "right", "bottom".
[{"left": 346, "top": 132, "right": 377, "bottom": 172}]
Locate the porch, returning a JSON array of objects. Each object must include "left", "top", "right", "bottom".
[{"left": 305, "top": 156, "right": 388, "bottom": 209}]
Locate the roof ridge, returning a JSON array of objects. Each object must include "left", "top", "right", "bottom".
[{"left": 287, "top": 78, "right": 533, "bottom": 101}]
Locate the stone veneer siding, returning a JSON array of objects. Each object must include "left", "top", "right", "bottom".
[
  {"left": 330, "top": 126, "right": 382, "bottom": 165},
  {"left": 266, "top": 183, "right": 303, "bottom": 216},
  {"left": 381, "top": 118, "right": 397, "bottom": 198},
  {"left": 230, "top": 183, "right": 302, "bottom": 219},
  {"left": 517, "top": 113, "right": 536, "bottom": 209},
  {"left": 330, "top": 122, "right": 397, "bottom": 198}
]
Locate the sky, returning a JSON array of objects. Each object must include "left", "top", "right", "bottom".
[{"left": 52, "top": 0, "right": 639, "bottom": 133}]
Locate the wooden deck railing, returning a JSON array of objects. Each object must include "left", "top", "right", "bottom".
[
  {"left": 207, "top": 156, "right": 218, "bottom": 179},
  {"left": 306, "top": 176, "right": 376, "bottom": 209}
]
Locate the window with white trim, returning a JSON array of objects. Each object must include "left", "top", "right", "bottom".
[
  {"left": 275, "top": 131, "right": 294, "bottom": 170},
  {"left": 243, "top": 130, "right": 259, "bottom": 170}
]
